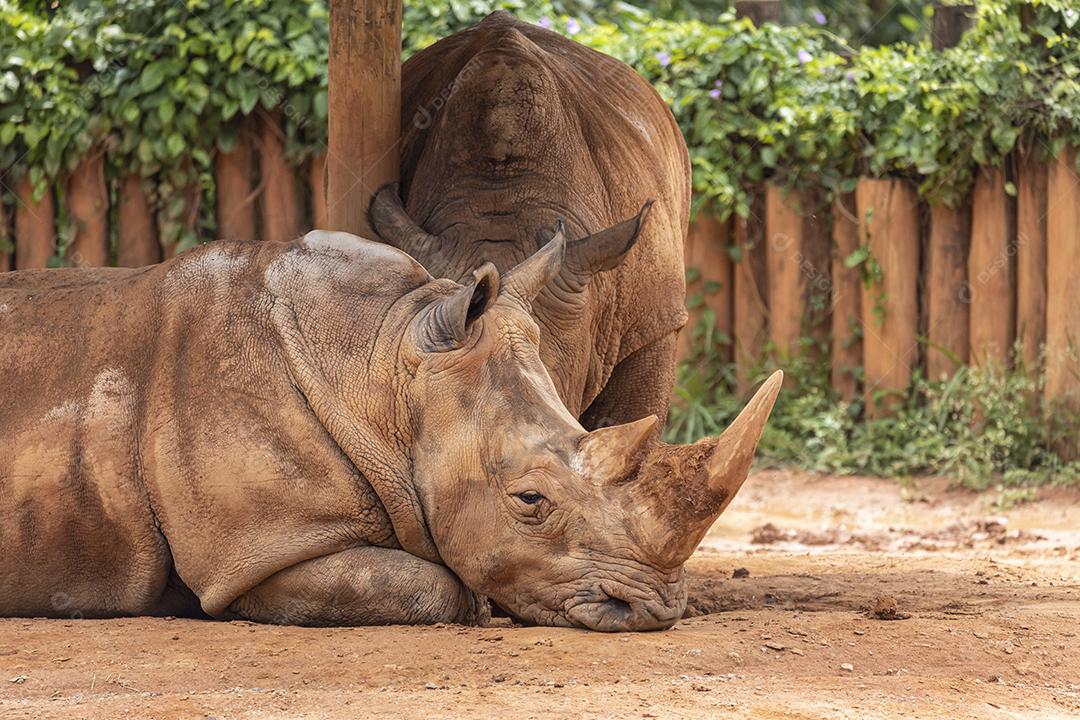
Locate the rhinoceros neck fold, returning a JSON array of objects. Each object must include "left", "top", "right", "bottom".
[{"left": 263, "top": 248, "right": 444, "bottom": 565}]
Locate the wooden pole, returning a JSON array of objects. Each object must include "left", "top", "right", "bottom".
[
  {"left": 66, "top": 149, "right": 110, "bottom": 267},
  {"left": 258, "top": 114, "right": 304, "bottom": 244},
  {"left": 857, "top": 178, "right": 920, "bottom": 417},
  {"left": 116, "top": 174, "right": 161, "bottom": 266},
  {"left": 765, "top": 184, "right": 803, "bottom": 363},
  {"left": 1045, "top": 147, "right": 1080, "bottom": 429},
  {"left": 830, "top": 193, "right": 862, "bottom": 401},
  {"left": 14, "top": 174, "right": 55, "bottom": 269},
  {"left": 968, "top": 166, "right": 1015, "bottom": 369},
  {"left": 0, "top": 188, "right": 10, "bottom": 271},
  {"left": 215, "top": 124, "right": 257, "bottom": 242},
  {"left": 310, "top": 153, "right": 329, "bottom": 230},
  {"left": 733, "top": 190, "right": 768, "bottom": 398},
  {"left": 734, "top": 0, "right": 781, "bottom": 25},
  {"left": 1016, "top": 151, "right": 1048, "bottom": 373},
  {"left": 679, "top": 204, "right": 733, "bottom": 364},
  {"left": 327, "top": 0, "right": 402, "bottom": 238},
  {"left": 926, "top": 201, "right": 970, "bottom": 378},
  {"left": 931, "top": 4, "right": 974, "bottom": 50}
]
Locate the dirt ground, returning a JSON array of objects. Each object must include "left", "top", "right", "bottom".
[{"left": 3, "top": 470, "right": 1079, "bottom": 719}]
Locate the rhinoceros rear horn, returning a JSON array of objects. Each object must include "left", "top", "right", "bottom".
[
  {"left": 565, "top": 201, "right": 653, "bottom": 277},
  {"left": 416, "top": 263, "right": 500, "bottom": 351},
  {"left": 501, "top": 222, "right": 566, "bottom": 307},
  {"left": 368, "top": 183, "right": 436, "bottom": 259}
]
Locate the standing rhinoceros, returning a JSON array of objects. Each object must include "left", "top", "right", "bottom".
[
  {"left": 0, "top": 231, "right": 779, "bottom": 631},
  {"left": 369, "top": 11, "right": 690, "bottom": 431}
]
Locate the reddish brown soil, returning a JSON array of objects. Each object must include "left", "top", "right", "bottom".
[{"left": 3, "top": 471, "right": 1079, "bottom": 719}]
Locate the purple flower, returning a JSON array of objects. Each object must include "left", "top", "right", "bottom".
[
  {"left": 846, "top": 70, "right": 856, "bottom": 83},
  {"left": 566, "top": 18, "right": 580, "bottom": 35},
  {"left": 714, "top": 79, "right": 724, "bottom": 89},
  {"left": 655, "top": 50, "right": 671, "bottom": 67},
  {"left": 797, "top": 49, "right": 813, "bottom": 64},
  {"left": 709, "top": 88, "right": 722, "bottom": 99},
  {"left": 538, "top": 16, "right": 551, "bottom": 29},
  {"left": 812, "top": 10, "right": 827, "bottom": 25}
]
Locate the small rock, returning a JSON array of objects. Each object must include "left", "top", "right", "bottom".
[
  {"left": 732, "top": 567, "right": 750, "bottom": 579},
  {"left": 789, "top": 647, "right": 805, "bottom": 656},
  {"left": 9, "top": 676, "right": 27, "bottom": 684},
  {"left": 492, "top": 674, "right": 508, "bottom": 683},
  {"left": 840, "top": 663, "right": 854, "bottom": 672},
  {"left": 764, "top": 642, "right": 786, "bottom": 651},
  {"left": 424, "top": 682, "right": 439, "bottom": 690}
]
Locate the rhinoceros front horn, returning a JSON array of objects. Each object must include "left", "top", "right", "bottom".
[
  {"left": 500, "top": 222, "right": 566, "bottom": 307},
  {"left": 368, "top": 183, "right": 436, "bottom": 259},
  {"left": 637, "top": 371, "right": 784, "bottom": 569}
]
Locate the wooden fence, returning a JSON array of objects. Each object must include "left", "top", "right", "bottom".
[
  {"left": 0, "top": 114, "right": 327, "bottom": 272},
  {"left": 681, "top": 148, "right": 1080, "bottom": 418}
]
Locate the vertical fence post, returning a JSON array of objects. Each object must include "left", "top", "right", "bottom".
[
  {"left": 734, "top": 0, "right": 781, "bottom": 25},
  {"left": 1045, "top": 146, "right": 1080, "bottom": 445},
  {"left": 310, "top": 153, "right": 328, "bottom": 230},
  {"left": 258, "top": 114, "right": 304, "bottom": 244},
  {"left": 0, "top": 188, "right": 10, "bottom": 271},
  {"left": 931, "top": 4, "right": 974, "bottom": 50},
  {"left": 732, "top": 191, "right": 768, "bottom": 398},
  {"left": 13, "top": 174, "right": 55, "bottom": 269},
  {"left": 857, "top": 179, "right": 920, "bottom": 417},
  {"left": 215, "top": 122, "right": 258, "bottom": 242},
  {"left": 830, "top": 193, "right": 862, "bottom": 401},
  {"left": 765, "top": 184, "right": 803, "bottom": 363},
  {"left": 764, "top": 185, "right": 830, "bottom": 367},
  {"left": 679, "top": 203, "right": 733, "bottom": 364},
  {"left": 926, "top": 201, "right": 970, "bottom": 378},
  {"left": 116, "top": 174, "right": 161, "bottom": 267},
  {"left": 67, "top": 149, "right": 110, "bottom": 267},
  {"left": 1016, "top": 151, "right": 1048, "bottom": 375},
  {"left": 327, "top": 0, "right": 402, "bottom": 238},
  {"left": 968, "top": 166, "right": 1015, "bottom": 369}
]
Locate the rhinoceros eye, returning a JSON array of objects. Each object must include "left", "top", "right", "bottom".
[{"left": 516, "top": 491, "right": 546, "bottom": 505}]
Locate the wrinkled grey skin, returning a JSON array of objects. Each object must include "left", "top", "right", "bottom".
[
  {"left": 0, "top": 231, "right": 778, "bottom": 631},
  {"left": 371, "top": 11, "right": 691, "bottom": 431}
]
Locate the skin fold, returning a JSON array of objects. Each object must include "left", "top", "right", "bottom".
[
  {"left": 371, "top": 11, "right": 692, "bottom": 430},
  {"left": 0, "top": 229, "right": 780, "bottom": 631}
]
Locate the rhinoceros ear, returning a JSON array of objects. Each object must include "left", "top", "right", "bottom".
[
  {"left": 368, "top": 183, "right": 436, "bottom": 259},
  {"left": 416, "top": 263, "right": 500, "bottom": 351},
  {"left": 564, "top": 200, "right": 652, "bottom": 278},
  {"left": 501, "top": 222, "right": 566, "bottom": 307}
]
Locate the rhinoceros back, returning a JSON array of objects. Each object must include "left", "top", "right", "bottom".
[{"left": 0, "top": 266, "right": 174, "bottom": 617}]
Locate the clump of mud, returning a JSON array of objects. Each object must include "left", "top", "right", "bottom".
[{"left": 867, "top": 594, "right": 910, "bottom": 621}]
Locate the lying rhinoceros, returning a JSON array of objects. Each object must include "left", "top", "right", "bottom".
[
  {"left": 0, "top": 231, "right": 779, "bottom": 631},
  {"left": 370, "top": 11, "right": 690, "bottom": 431}
]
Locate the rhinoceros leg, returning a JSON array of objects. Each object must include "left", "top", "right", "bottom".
[
  {"left": 580, "top": 333, "right": 678, "bottom": 430},
  {"left": 227, "top": 547, "right": 488, "bottom": 627}
]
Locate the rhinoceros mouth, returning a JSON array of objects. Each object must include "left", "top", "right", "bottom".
[{"left": 564, "top": 592, "right": 683, "bottom": 632}]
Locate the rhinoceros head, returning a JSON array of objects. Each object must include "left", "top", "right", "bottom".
[{"left": 402, "top": 228, "right": 782, "bottom": 631}]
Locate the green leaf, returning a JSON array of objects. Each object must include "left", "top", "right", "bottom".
[
  {"left": 158, "top": 98, "right": 176, "bottom": 125},
  {"left": 139, "top": 60, "right": 167, "bottom": 93},
  {"left": 166, "top": 133, "right": 185, "bottom": 158}
]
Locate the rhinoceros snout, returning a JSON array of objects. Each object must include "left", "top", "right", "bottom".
[{"left": 565, "top": 590, "right": 685, "bottom": 632}]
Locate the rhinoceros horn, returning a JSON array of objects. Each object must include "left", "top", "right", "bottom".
[
  {"left": 634, "top": 370, "right": 784, "bottom": 569},
  {"left": 500, "top": 223, "right": 566, "bottom": 306},
  {"left": 417, "top": 262, "right": 500, "bottom": 351},
  {"left": 369, "top": 183, "right": 436, "bottom": 259}
]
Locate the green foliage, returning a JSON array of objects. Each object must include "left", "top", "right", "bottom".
[
  {"left": 667, "top": 341, "right": 1080, "bottom": 487},
  {"left": 1, "top": 0, "right": 1079, "bottom": 230}
]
